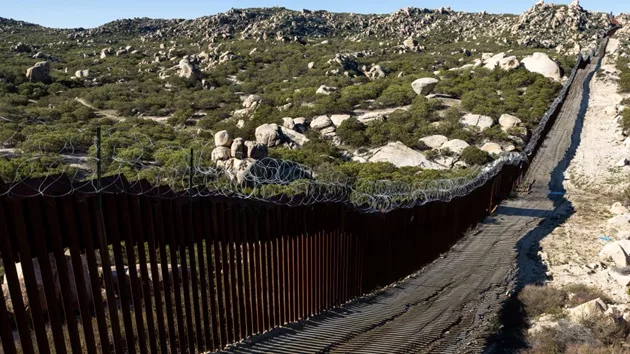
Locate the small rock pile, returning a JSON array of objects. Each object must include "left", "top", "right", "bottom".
[
  {"left": 211, "top": 130, "right": 268, "bottom": 184},
  {"left": 308, "top": 114, "right": 351, "bottom": 146}
]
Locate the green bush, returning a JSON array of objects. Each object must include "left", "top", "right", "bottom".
[
  {"left": 621, "top": 108, "right": 630, "bottom": 132},
  {"left": 376, "top": 84, "right": 416, "bottom": 107},
  {"left": 460, "top": 146, "right": 490, "bottom": 165},
  {"left": 336, "top": 118, "right": 368, "bottom": 147}
]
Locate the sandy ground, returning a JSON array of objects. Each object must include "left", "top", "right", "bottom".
[{"left": 538, "top": 38, "right": 630, "bottom": 303}]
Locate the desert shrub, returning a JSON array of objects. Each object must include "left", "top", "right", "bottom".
[
  {"left": 482, "top": 125, "right": 509, "bottom": 142},
  {"left": 563, "top": 284, "right": 614, "bottom": 308},
  {"left": 460, "top": 146, "right": 490, "bottom": 166},
  {"left": 167, "top": 108, "right": 195, "bottom": 126},
  {"left": 376, "top": 84, "right": 416, "bottom": 107},
  {"left": 618, "top": 58, "right": 630, "bottom": 93},
  {"left": 621, "top": 108, "right": 630, "bottom": 132},
  {"left": 336, "top": 118, "right": 368, "bottom": 147},
  {"left": 565, "top": 343, "right": 629, "bottom": 354},
  {"left": 424, "top": 149, "right": 439, "bottom": 161},
  {"left": 269, "top": 135, "right": 342, "bottom": 167},
  {"left": 526, "top": 316, "right": 630, "bottom": 354},
  {"left": 518, "top": 284, "right": 567, "bottom": 318},
  {"left": 619, "top": 72, "right": 630, "bottom": 92}
]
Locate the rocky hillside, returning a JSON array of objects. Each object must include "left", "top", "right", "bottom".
[
  {"left": 0, "top": 1, "right": 624, "bottom": 190},
  {"left": 5, "top": 1, "right": 613, "bottom": 55}
]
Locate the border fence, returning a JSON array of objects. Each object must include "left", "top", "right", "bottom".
[{"left": 0, "top": 25, "right": 619, "bottom": 354}]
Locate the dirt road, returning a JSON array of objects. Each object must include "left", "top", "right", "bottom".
[{"left": 220, "top": 48, "right": 606, "bottom": 354}]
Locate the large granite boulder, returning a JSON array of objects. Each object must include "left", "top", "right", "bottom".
[
  {"left": 412, "top": 78, "right": 439, "bottom": 95},
  {"left": 26, "top": 61, "right": 50, "bottom": 82},
  {"left": 522, "top": 53, "right": 562, "bottom": 81},
  {"left": 460, "top": 113, "right": 494, "bottom": 132},
  {"left": 368, "top": 142, "right": 445, "bottom": 169},
  {"left": 442, "top": 139, "right": 470, "bottom": 155},
  {"left": 310, "top": 115, "right": 334, "bottom": 130},
  {"left": 419, "top": 135, "right": 448, "bottom": 149},
  {"left": 255, "top": 124, "right": 282, "bottom": 147},
  {"left": 214, "top": 130, "right": 232, "bottom": 147}
]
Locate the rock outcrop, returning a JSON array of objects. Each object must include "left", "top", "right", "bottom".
[
  {"left": 412, "top": 78, "right": 439, "bottom": 95},
  {"left": 522, "top": 52, "right": 562, "bottom": 81},
  {"left": 419, "top": 135, "right": 448, "bottom": 149},
  {"left": 368, "top": 142, "right": 445, "bottom": 169},
  {"left": 26, "top": 61, "right": 50, "bottom": 82},
  {"left": 460, "top": 114, "right": 494, "bottom": 132}
]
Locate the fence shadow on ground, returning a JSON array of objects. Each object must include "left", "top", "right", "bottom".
[{"left": 482, "top": 45, "right": 600, "bottom": 353}]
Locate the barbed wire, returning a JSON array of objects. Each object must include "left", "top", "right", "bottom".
[{"left": 0, "top": 31, "right": 611, "bottom": 213}]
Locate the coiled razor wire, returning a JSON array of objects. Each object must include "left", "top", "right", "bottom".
[{"left": 0, "top": 30, "right": 615, "bottom": 214}]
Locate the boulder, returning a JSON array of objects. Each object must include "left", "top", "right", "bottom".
[
  {"left": 611, "top": 202, "right": 630, "bottom": 215},
  {"left": 2, "top": 252, "right": 97, "bottom": 315},
  {"left": 224, "top": 158, "right": 255, "bottom": 185},
  {"left": 316, "top": 85, "right": 338, "bottom": 95},
  {"left": 599, "top": 240, "right": 630, "bottom": 267},
  {"left": 499, "top": 56, "right": 520, "bottom": 70},
  {"left": 255, "top": 124, "right": 282, "bottom": 147},
  {"left": 243, "top": 94, "right": 262, "bottom": 109},
  {"left": 26, "top": 61, "right": 50, "bottom": 83},
  {"left": 460, "top": 113, "right": 494, "bottom": 132},
  {"left": 522, "top": 53, "right": 562, "bottom": 81},
  {"left": 230, "top": 138, "right": 246, "bottom": 159},
  {"left": 178, "top": 58, "right": 201, "bottom": 80},
  {"left": 63, "top": 251, "right": 94, "bottom": 309},
  {"left": 75, "top": 69, "right": 91, "bottom": 79},
  {"left": 368, "top": 142, "right": 445, "bottom": 169},
  {"left": 403, "top": 36, "right": 418, "bottom": 50},
  {"left": 282, "top": 117, "right": 295, "bottom": 130},
  {"left": 412, "top": 78, "right": 439, "bottom": 95},
  {"left": 567, "top": 298, "right": 608, "bottom": 322},
  {"left": 499, "top": 114, "right": 522, "bottom": 130},
  {"left": 244, "top": 141, "right": 268, "bottom": 159},
  {"left": 310, "top": 115, "right": 333, "bottom": 130},
  {"left": 219, "top": 51, "right": 238, "bottom": 64},
  {"left": 320, "top": 126, "right": 336, "bottom": 135},
  {"left": 483, "top": 52, "right": 506, "bottom": 70},
  {"left": 442, "top": 139, "right": 470, "bottom": 155},
  {"left": 12, "top": 42, "right": 32, "bottom": 53},
  {"left": 293, "top": 117, "right": 308, "bottom": 133},
  {"left": 616, "top": 158, "right": 629, "bottom": 167},
  {"left": 211, "top": 147, "right": 231, "bottom": 162},
  {"left": 608, "top": 214, "right": 630, "bottom": 228},
  {"left": 308, "top": 62, "right": 315, "bottom": 69},
  {"left": 419, "top": 135, "right": 448, "bottom": 149},
  {"left": 214, "top": 130, "right": 232, "bottom": 147},
  {"left": 366, "top": 65, "right": 386, "bottom": 80},
  {"left": 330, "top": 114, "right": 351, "bottom": 127},
  {"left": 605, "top": 105, "right": 618, "bottom": 116},
  {"left": 280, "top": 127, "right": 309, "bottom": 147},
  {"left": 2, "top": 256, "right": 55, "bottom": 314},
  {"left": 481, "top": 142, "right": 503, "bottom": 155},
  {"left": 100, "top": 48, "right": 111, "bottom": 59}
]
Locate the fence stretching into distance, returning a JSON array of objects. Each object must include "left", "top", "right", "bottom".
[{"left": 0, "top": 26, "right": 618, "bottom": 354}]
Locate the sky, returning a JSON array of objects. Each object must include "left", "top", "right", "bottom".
[{"left": 1, "top": 0, "right": 628, "bottom": 29}]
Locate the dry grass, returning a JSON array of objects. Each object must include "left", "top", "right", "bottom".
[
  {"left": 519, "top": 284, "right": 615, "bottom": 320},
  {"left": 520, "top": 284, "right": 630, "bottom": 354},
  {"left": 523, "top": 314, "right": 630, "bottom": 354},
  {"left": 518, "top": 285, "right": 567, "bottom": 318},
  {"left": 564, "top": 284, "right": 614, "bottom": 308}
]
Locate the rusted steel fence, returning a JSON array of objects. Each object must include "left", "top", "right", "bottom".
[{"left": 0, "top": 163, "right": 521, "bottom": 354}]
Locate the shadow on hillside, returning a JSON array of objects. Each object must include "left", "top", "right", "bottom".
[{"left": 483, "top": 53, "right": 601, "bottom": 353}]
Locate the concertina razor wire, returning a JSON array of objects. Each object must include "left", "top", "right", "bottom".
[{"left": 0, "top": 33, "right": 607, "bottom": 214}]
